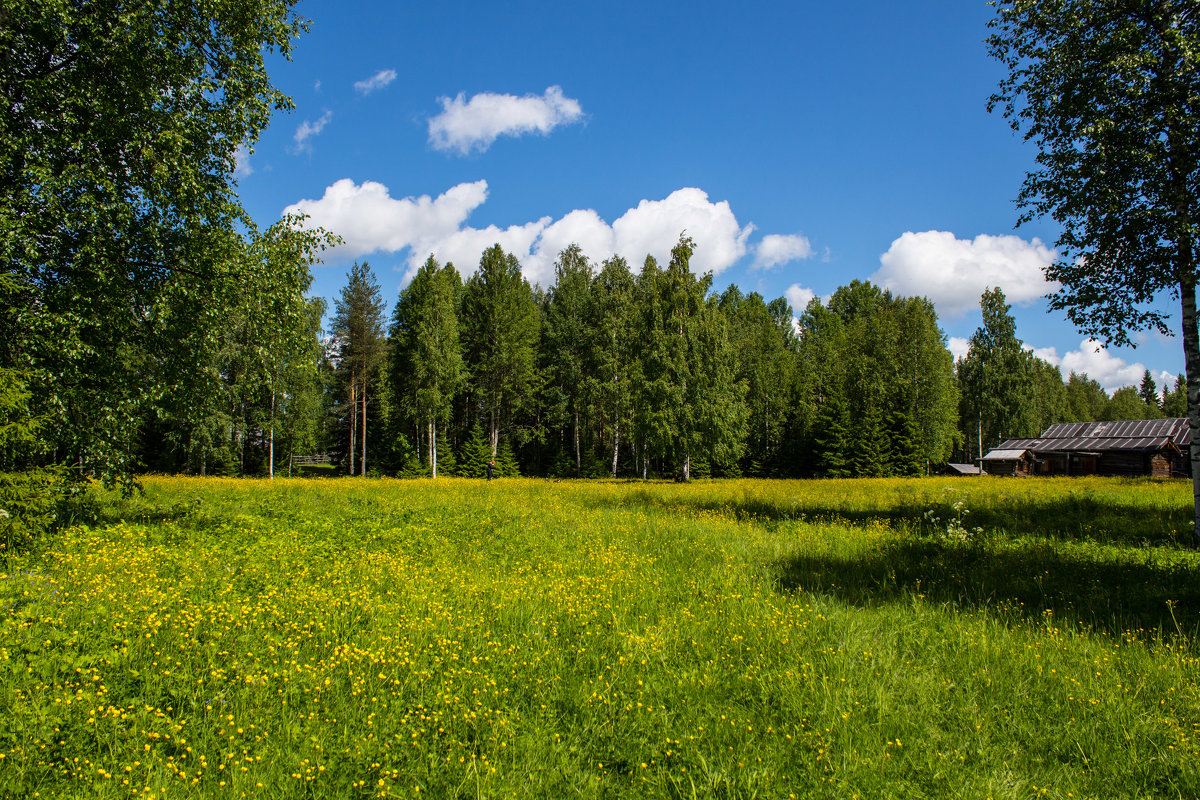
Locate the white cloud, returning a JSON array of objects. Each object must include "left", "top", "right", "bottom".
[
  {"left": 292, "top": 111, "right": 332, "bottom": 154},
  {"left": 354, "top": 69, "right": 397, "bottom": 95},
  {"left": 314, "top": 80, "right": 321, "bottom": 92},
  {"left": 283, "top": 178, "right": 489, "bottom": 259},
  {"left": 873, "top": 231, "right": 1059, "bottom": 317},
  {"left": 755, "top": 234, "right": 813, "bottom": 269},
  {"left": 428, "top": 86, "right": 584, "bottom": 155},
  {"left": 947, "top": 336, "right": 970, "bottom": 361},
  {"left": 785, "top": 284, "right": 816, "bottom": 315},
  {"left": 1034, "top": 339, "right": 1146, "bottom": 394},
  {"left": 233, "top": 144, "right": 252, "bottom": 177},
  {"left": 283, "top": 181, "right": 754, "bottom": 286}
]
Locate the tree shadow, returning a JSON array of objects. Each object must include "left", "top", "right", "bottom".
[
  {"left": 605, "top": 482, "right": 1193, "bottom": 547},
  {"left": 772, "top": 537, "right": 1200, "bottom": 639},
  {"left": 585, "top": 483, "right": 1199, "bottom": 638}
]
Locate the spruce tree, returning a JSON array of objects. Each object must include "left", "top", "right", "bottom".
[
  {"left": 887, "top": 409, "right": 924, "bottom": 477},
  {"left": 814, "top": 392, "right": 852, "bottom": 478},
  {"left": 456, "top": 423, "right": 492, "bottom": 478},
  {"left": 851, "top": 402, "right": 888, "bottom": 478}
]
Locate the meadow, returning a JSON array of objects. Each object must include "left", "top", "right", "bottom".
[{"left": 1, "top": 476, "right": 1198, "bottom": 799}]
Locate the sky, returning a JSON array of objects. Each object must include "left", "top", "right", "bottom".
[{"left": 232, "top": 0, "right": 1186, "bottom": 395}]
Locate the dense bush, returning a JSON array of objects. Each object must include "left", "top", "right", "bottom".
[{"left": 0, "top": 468, "right": 62, "bottom": 553}]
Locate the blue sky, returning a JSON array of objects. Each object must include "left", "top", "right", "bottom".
[{"left": 233, "top": 0, "right": 1185, "bottom": 394}]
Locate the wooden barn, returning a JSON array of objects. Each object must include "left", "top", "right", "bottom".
[{"left": 981, "top": 419, "right": 1191, "bottom": 478}]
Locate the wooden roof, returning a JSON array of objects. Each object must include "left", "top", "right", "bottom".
[{"left": 989, "top": 418, "right": 1190, "bottom": 456}]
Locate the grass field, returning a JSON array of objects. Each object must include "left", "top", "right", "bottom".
[{"left": 2, "top": 476, "right": 1198, "bottom": 799}]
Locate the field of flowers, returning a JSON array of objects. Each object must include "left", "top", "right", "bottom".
[{"left": 1, "top": 476, "right": 1198, "bottom": 799}]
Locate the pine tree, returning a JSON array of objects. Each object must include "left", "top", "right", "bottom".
[{"left": 330, "top": 262, "right": 387, "bottom": 476}]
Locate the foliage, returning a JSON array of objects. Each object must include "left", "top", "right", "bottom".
[
  {"left": 988, "top": 0, "right": 1200, "bottom": 346},
  {"left": 391, "top": 255, "right": 466, "bottom": 478},
  {"left": 330, "top": 262, "right": 387, "bottom": 476},
  {"left": 797, "top": 282, "right": 957, "bottom": 476},
  {"left": 1165, "top": 374, "right": 1189, "bottom": 418},
  {"left": 455, "top": 422, "right": 493, "bottom": 478},
  {"left": 1065, "top": 371, "right": 1108, "bottom": 422},
  {"left": 462, "top": 246, "right": 541, "bottom": 458},
  {"left": 0, "top": 0, "right": 308, "bottom": 484},
  {"left": 542, "top": 245, "right": 596, "bottom": 476},
  {"left": 1103, "top": 386, "right": 1156, "bottom": 422},
  {"left": 957, "top": 288, "right": 1035, "bottom": 453},
  {"left": 0, "top": 468, "right": 60, "bottom": 553},
  {"left": 988, "top": 0, "right": 1200, "bottom": 543}
]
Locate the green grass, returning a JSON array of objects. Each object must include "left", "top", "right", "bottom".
[{"left": 1, "top": 476, "right": 1198, "bottom": 799}]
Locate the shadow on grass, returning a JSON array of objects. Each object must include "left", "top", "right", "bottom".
[
  {"left": 773, "top": 537, "right": 1200, "bottom": 639},
  {"left": 608, "top": 482, "right": 1193, "bottom": 548}
]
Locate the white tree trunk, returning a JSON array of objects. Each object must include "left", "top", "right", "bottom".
[
  {"left": 1180, "top": 277, "right": 1200, "bottom": 547},
  {"left": 269, "top": 386, "right": 275, "bottom": 480},
  {"left": 611, "top": 421, "right": 620, "bottom": 479},
  {"left": 490, "top": 410, "right": 499, "bottom": 459}
]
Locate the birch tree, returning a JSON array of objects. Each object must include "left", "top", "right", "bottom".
[
  {"left": 391, "top": 256, "right": 464, "bottom": 477},
  {"left": 988, "top": 0, "right": 1200, "bottom": 543}
]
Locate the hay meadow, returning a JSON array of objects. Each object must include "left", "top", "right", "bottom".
[{"left": 2, "top": 476, "right": 1198, "bottom": 799}]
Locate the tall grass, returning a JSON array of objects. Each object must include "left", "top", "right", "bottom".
[{"left": 1, "top": 476, "right": 1197, "bottom": 798}]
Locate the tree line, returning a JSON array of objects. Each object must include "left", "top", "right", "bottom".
[{"left": 87, "top": 238, "right": 1177, "bottom": 482}]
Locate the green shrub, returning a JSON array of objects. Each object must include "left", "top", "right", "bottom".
[{"left": 0, "top": 468, "right": 62, "bottom": 553}]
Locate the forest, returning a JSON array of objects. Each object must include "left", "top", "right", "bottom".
[{"left": 84, "top": 237, "right": 1182, "bottom": 482}]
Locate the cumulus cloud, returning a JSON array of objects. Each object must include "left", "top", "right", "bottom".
[
  {"left": 755, "top": 234, "right": 813, "bottom": 269},
  {"left": 355, "top": 69, "right": 397, "bottom": 95},
  {"left": 947, "top": 336, "right": 971, "bottom": 362},
  {"left": 872, "top": 231, "right": 1059, "bottom": 317},
  {"left": 785, "top": 284, "right": 816, "bottom": 315},
  {"left": 292, "top": 111, "right": 332, "bottom": 154},
  {"left": 283, "top": 179, "right": 489, "bottom": 259},
  {"left": 233, "top": 144, "right": 252, "bottom": 177},
  {"left": 1033, "top": 339, "right": 1147, "bottom": 393},
  {"left": 283, "top": 180, "right": 753, "bottom": 286},
  {"left": 428, "top": 86, "right": 584, "bottom": 155}
]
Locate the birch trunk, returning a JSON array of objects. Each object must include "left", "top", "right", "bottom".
[
  {"left": 269, "top": 386, "right": 275, "bottom": 480},
  {"left": 1181, "top": 277, "right": 1200, "bottom": 547},
  {"left": 490, "top": 409, "right": 499, "bottom": 459},
  {"left": 611, "top": 420, "right": 620, "bottom": 479},
  {"left": 574, "top": 410, "right": 581, "bottom": 477},
  {"left": 360, "top": 376, "right": 367, "bottom": 477},
  {"left": 430, "top": 420, "right": 437, "bottom": 478}
]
